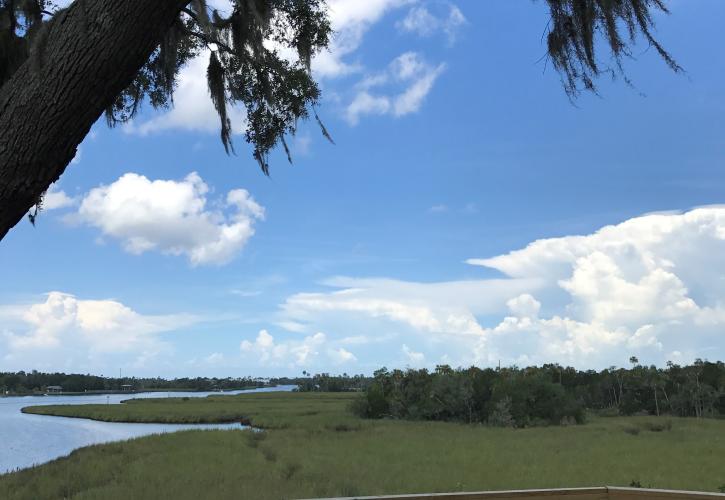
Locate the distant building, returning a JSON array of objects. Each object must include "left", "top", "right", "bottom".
[
  {"left": 46, "top": 386, "right": 62, "bottom": 394},
  {"left": 121, "top": 384, "right": 133, "bottom": 392}
]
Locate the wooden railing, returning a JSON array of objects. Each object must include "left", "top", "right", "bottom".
[{"left": 302, "top": 486, "right": 725, "bottom": 500}]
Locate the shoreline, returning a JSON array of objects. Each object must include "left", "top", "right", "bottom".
[
  {"left": 20, "top": 405, "right": 255, "bottom": 426},
  {"left": 1, "top": 385, "right": 273, "bottom": 398}
]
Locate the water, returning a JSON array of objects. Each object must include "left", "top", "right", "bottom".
[{"left": 0, "top": 385, "right": 295, "bottom": 474}]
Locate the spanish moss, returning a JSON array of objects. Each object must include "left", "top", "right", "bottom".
[{"left": 544, "top": 0, "right": 682, "bottom": 98}]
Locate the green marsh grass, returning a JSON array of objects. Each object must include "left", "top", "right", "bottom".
[{"left": 4, "top": 392, "right": 725, "bottom": 499}]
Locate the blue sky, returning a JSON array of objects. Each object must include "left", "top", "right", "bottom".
[{"left": 2, "top": 0, "right": 725, "bottom": 377}]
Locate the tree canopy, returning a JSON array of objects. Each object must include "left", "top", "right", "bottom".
[
  {"left": 0, "top": 0, "right": 680, "bottom": 239},
  {"left": 352, "top": 360, "right": 725, "bottom": 426},
  {"left": 2, "top": 0, "right": 332, "bottom": 175}
]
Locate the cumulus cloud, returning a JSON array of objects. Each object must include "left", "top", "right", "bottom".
[
  {"left": 240, "top": 329, "right": 351, "bottom": 367},
  {"left": 0, "top": 292, "right": 196, "bottom": 372},
  {"left": 464, "top": 207, "right": 725, "bottom": 366},
  {"left": 74, "top": 172, "right": 264, "bottom": 266},
  {"left": 397, "top": 4, "right": 466, "bottom": 43},
  {"left": 41, "top": 184, "right": 77, "bottom": 211},
  {"left": 274, "top": 207, "right": 725, "bottom": 369},
  {"left": 345, "top": 52, "right": 445, "bottom": 124},
  {"left": 506, "top": 294, "right": 541, "bottom": 318}
]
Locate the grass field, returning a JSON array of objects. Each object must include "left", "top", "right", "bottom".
[{"left": 5, "top": 392, "right": 725, "bottom": 499}]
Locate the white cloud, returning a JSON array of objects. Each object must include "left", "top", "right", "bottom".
[
  {"left": 398, "top": 6, "right": 438, "bottom": 36},
  {"left": 428, "top": 204, "right": 448, "bottom": 213},
  {"left": 339, "top": 334, "right": 395, "bottom": 345},
  {"left": 329, "top": 347, "right": 357, "bottom": 365},
  {"left": 125, "top": 52, "right": 246, "bottom": 135},
  {"left": 240, "top": 329, "right": 333, "bottom": 367},
  {"left": 74, "top": 172, "right": 264, "bottom": 266},
  {"left": 464, "top": 206, "right": 725, "bottom": 366},
  {"left": 345, "top": 92, "right": 391, "bottom": 124},
  {"left": 397, "top": 4, "right": 466, "bottom": 43},
  {"left": 276, "top": 320, "right": 308, "bottom": 333},
  {"left": 71, "top": 147, "right": 82, "bottom": 165},
  {"left": 402, "top": 344, "right": 425, "bottom": 365},
  {"left": 280, "top": 275, "right": 539, "bottom": 338},
  {"left": 314, "top": 0, "right": 416, "bottom": 78},
  {"left": 506, "top": 294, "right": 541, "bottom": 318},
  {"left": 273, "top": 207, "right": 725, "bottom": 369},
  {"left": 203, "top": 352, "right": 225, "bottom": 365},
  {"left": 42, "top": 185, "right": 76, "bottom": 211},
  {"left": 444, "top": 6, "right": 466, "bottom": 40},
  {"left": 393, "top": 62, "right": 445, "bottom": 116},
  {"left": 1, "top": 292, "right": 195, "bottom": 372},
  {"left": 346, "top": 52, "right": 445, "bottom": 124}
]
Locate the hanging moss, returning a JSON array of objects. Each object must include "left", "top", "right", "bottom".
[
  {"left": 1, "top": 1, "right": 682, "bottom": 177},
  {"left": 207, "top": 50, "right": 233, "bottom": 154},
  {"left": 544, "top": 0, "right": 682, "bottom": 98}
]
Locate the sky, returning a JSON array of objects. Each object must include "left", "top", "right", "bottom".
[{"left": 2, "top": 0, "right": 725, "bottom": 377}]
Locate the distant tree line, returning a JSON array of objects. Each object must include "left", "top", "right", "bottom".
[
  {"left": 275, "top": 372, "right": 372, "bottom": 392},
  {"left": 0, "top": 371, "right": 266, "bottom": 395},
  {"left": 351, "top": 359, "right": 725, "bottom": 427}
]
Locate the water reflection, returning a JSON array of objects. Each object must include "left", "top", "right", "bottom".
[{"left": 0, "top": 386, "right": 294, "bottom": 474}]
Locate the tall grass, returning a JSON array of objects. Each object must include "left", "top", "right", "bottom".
[{"left": 5, "top": 393, "right": 725, "bottom": 499}]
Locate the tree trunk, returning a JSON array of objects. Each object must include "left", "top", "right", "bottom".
[
  {"left": 662, "top": 385, "right": 673, "bottom": 413},
  {"left": 653, "top": 384, "right": 659, "bottom": 416},
  {"left": 0, "top": 0, "right": 189, "bottom": 241},
  {"left": 616, "top": 373, "right": 623, "bottom": 407}
]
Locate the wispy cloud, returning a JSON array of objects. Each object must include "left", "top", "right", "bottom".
[
  {"left": 346, "top": 52, "right": 445, "bottom": 125},
  {"left": 397, "top": 4, "right": 467, "bottom": 44}
]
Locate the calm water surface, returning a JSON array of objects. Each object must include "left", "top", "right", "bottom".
[{"left": 0, "top": 385, "right": 294, "bottom": 474}]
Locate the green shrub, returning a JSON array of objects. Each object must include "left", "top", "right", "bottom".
[
  {"left": 623, "top": 425, "right": 640, "bottom": 435},
  {"left": 280, "top": 462, "right": 301, "bottom": 480},
  {"left": 326, "top": 423, "right": 361, "bottom": 432},
  {"left": 261, "top": 447, "right": 277, "bottom": 462},
  {"left": 642, "top": 420, "right": 673, "bottom": 432},
  {"left": 245, "top": 430, "right": 267, "bottom": 448}
]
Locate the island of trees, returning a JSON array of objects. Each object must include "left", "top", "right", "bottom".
[{"left": 351, "top": 359, "right": 725, "bottom": 427}]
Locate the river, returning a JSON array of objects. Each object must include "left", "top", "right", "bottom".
[{"left": 0, "top": 385, "right": 295, "bottom": 474}]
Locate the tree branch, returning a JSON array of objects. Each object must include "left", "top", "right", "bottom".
[{"left": 183, "top": 27, "right": 234, "bottom": 55}]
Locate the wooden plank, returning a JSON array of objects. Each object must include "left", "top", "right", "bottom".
[
  {"left": 608, "top": 487, "right": 725, "bottom": 499},
  {"left": 301, "top": 486, "right": 725, "bottom": 500},
  {"left": 300, "top": 486, "right": 608, "bottom": 500}
]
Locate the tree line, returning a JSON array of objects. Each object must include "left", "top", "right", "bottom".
[
  {"left": 0, "top": 370, "right": 267, "bottom": 395},
  {"left": 276, "top": 371, "right": 371, "bottom": 392},
  {"left": 351, "top": 359, "right": 725, "bottom": 427}
]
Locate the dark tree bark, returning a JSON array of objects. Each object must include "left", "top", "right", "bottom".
[{"left": 0, "top": 0, "right": 189, "bottom": 241}]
